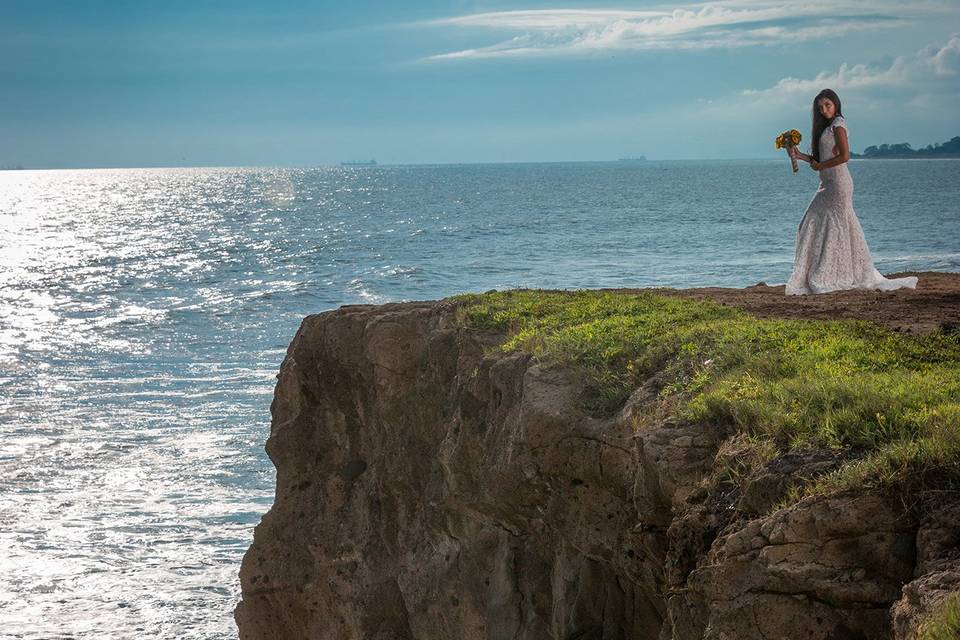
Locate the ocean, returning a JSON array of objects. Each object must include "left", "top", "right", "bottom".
[{"left": 1, "top": 160, "right": 958, "bottom": 638}]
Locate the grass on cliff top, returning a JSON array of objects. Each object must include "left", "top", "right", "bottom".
[
  {"left": 918, "top": 591, "right": 960, "bottom": 640},
  {"left": 451, "top": 289, "right": 960, "bottom": 497}
]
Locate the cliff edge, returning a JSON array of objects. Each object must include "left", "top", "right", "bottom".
[{"left": 236, "top": 272, "right": 960, "bottom": 639}]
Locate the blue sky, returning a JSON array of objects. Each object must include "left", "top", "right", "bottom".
[{"left": 2, "top": 0, "right": 959, "bottom": 167}]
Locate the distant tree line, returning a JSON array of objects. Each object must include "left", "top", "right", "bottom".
[{"left": 852, "top": 136, "right": 960, "bottom": 158}]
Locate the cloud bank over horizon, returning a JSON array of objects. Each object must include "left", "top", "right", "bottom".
[{"left": 744, "top": 36, "right": 960, "bottom": 97}]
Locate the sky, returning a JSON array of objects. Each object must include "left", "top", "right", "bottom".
[{"left": 2, "top": 0, "right": 959, "bottom": 167}]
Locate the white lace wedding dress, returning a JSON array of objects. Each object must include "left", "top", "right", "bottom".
[{"left": 785, "top": 115, "right": 918, "bottom": 295}]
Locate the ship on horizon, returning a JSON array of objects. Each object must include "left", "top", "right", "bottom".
[{"left": 340, "top": 159, "right": 377, "bottom": 167}]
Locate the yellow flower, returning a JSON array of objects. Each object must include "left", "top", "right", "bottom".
[{"left": 775, "top": 129, "right": 802, "bottom": 149}]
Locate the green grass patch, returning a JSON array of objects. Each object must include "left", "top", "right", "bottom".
[
  {"left": 918, "top": 590, "right": 960, "bottom": 640},
  {"left": 451, "top": 289, "right": 960, "bottom": 497}
]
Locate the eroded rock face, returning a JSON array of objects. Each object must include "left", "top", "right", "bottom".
[
  {"left": 235, "top": 300, "right": 958, "bottom": 640},
  {"left": 890, "top": 503, "right": 960, "bottom": 640},
  {"left": 235, "top": 301, "right": 665, "bottom": 639},
  {"left": 672, "top": 494, "right": 916, "bottom": 640}
]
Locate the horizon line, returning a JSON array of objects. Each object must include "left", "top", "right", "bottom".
[{"left": 8, "top": 156, "right": 956, "bottom": 172}]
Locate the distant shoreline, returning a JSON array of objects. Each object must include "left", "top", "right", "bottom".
[
  {"left": 851, "top": 135, "right": 960, "bottom": 160},
  {"left": 852, "top": 154, "right": 960, "bottom": 160}
]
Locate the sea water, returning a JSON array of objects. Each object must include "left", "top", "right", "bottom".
[{"left": 1, "top": 160, "right": 958, "bottom": 638}]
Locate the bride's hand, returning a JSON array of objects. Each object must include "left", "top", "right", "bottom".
[
  {"left": 810, "top": 160, "right": 821, "bottom": 171},
  {"left": 789, "top": 147, "right": 809, "bottom": 163}
]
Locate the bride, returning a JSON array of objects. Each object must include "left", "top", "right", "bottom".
[{"left": 785, "top": 89, "right": 918, "bottom": 295}]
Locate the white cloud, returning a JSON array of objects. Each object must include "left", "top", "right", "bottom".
[
  {"left": 420, "top": 1, "right": 949, "bottom": 61},
  {"left": 661, "top": 36, "right": 960, "bottom": 153},
  {"left": 931, "top": 35, "right": 960, "bottom": 75},
  {"left": 742, "top": 36, "right": 960, "bottom": 98},
  {"left": 431, "top": 9, "right": 663, "bottom": 30}
]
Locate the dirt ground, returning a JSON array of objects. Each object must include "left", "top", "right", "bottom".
[{"left": 607, "top": 271, "right": 960, "bottom": 334}]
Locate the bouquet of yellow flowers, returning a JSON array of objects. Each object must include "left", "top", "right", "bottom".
[{"left": 775, "top": 129, "right": 803, "bottom": 173}]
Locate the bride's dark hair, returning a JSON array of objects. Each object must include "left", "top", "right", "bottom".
[{"left": 811, "top": 88, "right": 843, "bottom": 162}]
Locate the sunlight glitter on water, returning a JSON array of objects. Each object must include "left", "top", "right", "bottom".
[{"left": 0, "top": 169, "right": 288, "bottom": 638}]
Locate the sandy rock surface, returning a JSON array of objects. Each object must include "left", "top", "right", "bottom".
[{"left": 639, "top": 270, "right": 960, "bottom": 334}]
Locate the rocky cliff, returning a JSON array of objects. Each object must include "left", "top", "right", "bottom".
[{"left": 236, "top": 274, "right": 960, "bottom": 639}]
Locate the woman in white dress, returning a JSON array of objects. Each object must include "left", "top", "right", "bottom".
[{"left": 785, "top": 88, "right": 918, "bottom": 295}]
